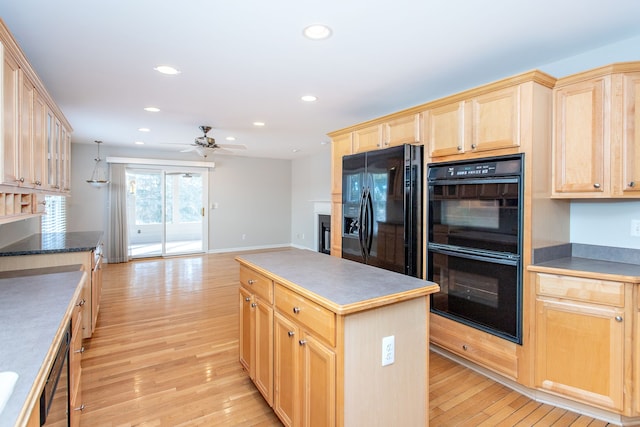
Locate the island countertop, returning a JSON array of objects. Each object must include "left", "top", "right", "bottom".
[
  {"left": 236, "top": 248, "right": 439, "bottom": 315},
  {"left": 0, "top": 268, "right": 86, "bottom": 427},
  {"left": 0, "top": 231, "right": 103, "bottom": 257}
]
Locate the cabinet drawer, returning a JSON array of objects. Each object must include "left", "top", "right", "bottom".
[
  {"left": 275, "top": 283, "right": 336, "bottom": 347},
  {"left": 536, "top": 273, "right": 624, "bottom": 307},
  {"left": 240, "top": 265, "right": 273, "bottom": 304}
]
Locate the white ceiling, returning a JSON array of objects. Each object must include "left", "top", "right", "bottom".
[{"left": 2, "top": 0, "right": 640, "bottom": 160}]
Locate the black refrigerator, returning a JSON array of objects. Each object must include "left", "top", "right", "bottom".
[{"left": 341, "top": 144, "right": 423, "bottom": 278}]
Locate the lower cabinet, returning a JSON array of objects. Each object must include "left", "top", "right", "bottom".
[
  {"left": 69, "top": 296, "right": 86, "bottom": 426},
  {"left": 273, "top": 312, "right": 336, "bottom": 427},
  {"left": 533, "top": 272, "right": 630, "bottom": 414}
]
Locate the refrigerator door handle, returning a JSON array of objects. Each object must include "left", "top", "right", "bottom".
[
  {"left": 365, "top": 190, "right": 374, "bottom": 255},
  {"left": 357, "top": 188, "right": 368, "bottom": 260}
]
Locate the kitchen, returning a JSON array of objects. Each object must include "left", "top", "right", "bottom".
[{"left": 1, "top": 2, "right": 640, "bottom": 426}]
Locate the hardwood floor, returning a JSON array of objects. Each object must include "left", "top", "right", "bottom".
[{"left": 80, "top": 252, "right": 612, "bottom": 426}]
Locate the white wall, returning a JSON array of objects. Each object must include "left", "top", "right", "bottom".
[
  {"left": 537, "top": 34, "right": 640, "bottom": 249},
  {"left": 290, "top": 148, "right": 332, "bottom": 250},
  {"left": 69, "top": 143, "right": 292, "bottom": 255}
]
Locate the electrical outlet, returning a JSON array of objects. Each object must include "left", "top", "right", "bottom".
[
  {"left": 631, "top": 220, "right": 640, "bottom": 237},
  {"left": 382, "top": 335, "right": 394, "bottom": 366}
]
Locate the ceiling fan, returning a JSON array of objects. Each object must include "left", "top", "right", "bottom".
[{"left": 175, "top": 125, "right": 247, "bottom": 157}]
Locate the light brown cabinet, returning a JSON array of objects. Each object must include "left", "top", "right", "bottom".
[
  {"left": 238, "top": 265, "right": 274, "bottom": 406},
  {"left": 70, "top": 294, "right": 86, "bottom": 426},
  {"left": 352, "top": 124, "right": 381, "bottom": 153},
  {"left": 273, "top": 283, "right": 336, "bottom": 427},
  {"left": 424, "top": 85, "right": 520, "bottom": 159},
  {"left": 552, "top": 63, "right": 640, "bottom": 198},
  {"left": 533, "top": 272, "right": 629, "bottom": 413},
  {"left": 329, "top": 133, "right": 352, "bottom": 257},
  {"left": 1, "top": 19, "right": 73, "bottom": 222}
]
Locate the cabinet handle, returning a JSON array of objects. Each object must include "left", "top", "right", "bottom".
[
  {"left": 462, "top": 345, "right": 468, "bottom": 351},
  {"left": 456, "top": 145, "right": 462, "bottom": 151},
  {"left": 471, "top": 144, "right": 477, "bottom": 149},
  {"left": 74, "top": 404, "right": 86, "bottom": 412},
  {"left": 15, "top": 177, "right": 25, "bottom": 183},
  {"left": 251, "top": 303, "right": 257, "bottom": 308},
  {"left": 75, "top": 346, "right": 85, "bottom": 354},
  {"left": 292, "top": 307, "right": 301, "bottom": 314},
  {"left": 77, "top": 299, "right": 86, "bottom": 307},
  {"left": 287, "top": 331, "right": 295, "bottom": 337},
  {"left": 247, "top": 279, "right": 256, "bottom": 285},
  {"left": 630, "top": 181, "right": 636, "bottom": 188},
  {"left": 33, "top": 181, "right": 42, "bottom": 186},
  {"left": 593, "top": 183, "right": 601, "bottom": 189},
  {"left": 244, "top": 297, "right": 251, "bottom": 302},
  {"left": 615, "top": 316, "right": 623, "bottom": 322},
  {"left": 298, "top": 340, "right": 307, "bottom": 346}
]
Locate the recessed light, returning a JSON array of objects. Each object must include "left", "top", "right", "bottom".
[
  {"left": 138, "top": 128, "right": 151, "bottom": 132},
  {"left": 134, "top": 141, "right": 145, "bottom": 145},
  {"left": 144, "top": 107, "right": 160, "bottom": 112},
  {"left": 320, "top": 141, "right": 328, "bottom": 145},
  {"left": 303, "top": 24, "right": 332, "bottom": 40},
  {"left": 225, "top": 136, "right": 236, "bottom": 141},
  {"left": 253, "top": 122, "right": 265, "bottom": 127},
  {"left": 301, "top": 95, "right": 317, "bottom": 102},
  {"left": 154, "top": 65, "right": 181, "bottom": 75},
  {"left": 292, "top": 148, "right": 301, "bottom": 153}
]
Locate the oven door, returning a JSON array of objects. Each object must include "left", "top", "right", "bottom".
[
  {"left": 428, "top": 177, "right": 521, "bottom": 254},
  {"left": 428, "top": 245, "right": 522, "bottom": 343}
]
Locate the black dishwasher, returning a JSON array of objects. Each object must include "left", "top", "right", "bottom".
[{"left": 40, "top": 322, "right": 70, "bottom": 426}]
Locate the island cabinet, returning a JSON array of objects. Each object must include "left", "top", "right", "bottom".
[
  {"left": 530, "top": 270, "right": 633, "bottom": 415},
  {"left": 236, "top": 249, "right": 439, "bottom": 427},
  {"left": 239, "top": 265, "right": 274, "bottom": 405},
  {"left": 552, "top": 62, "right": 640, "bottom": 198}
]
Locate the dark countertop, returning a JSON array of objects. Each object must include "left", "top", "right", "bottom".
[
  {"left": 0, "top": 268, "right": 86, "bottom": 427},
  {"left": 0, "top": 231, "right": 103, "bottom": 257},
  {"left": 236, "top": 248, "right": 440, "bottom": 315},
  {"left": 529, "top": 258, "right": 640, "bottom": 283}
]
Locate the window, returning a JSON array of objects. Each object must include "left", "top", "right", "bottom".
[{"left": 41, "top": 195, "right": 67, "bottom": 233}]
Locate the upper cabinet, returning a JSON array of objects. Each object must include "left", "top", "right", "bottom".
[
  {"left": 552, "top": 62, "right": 640, "bottom": 198},
  {"left": 0, "top": 19, "right": 72, "bottom": 195},
  {"left": 423, "top": 78, "right": 549, "bottom": 160},
  {"left": 352, "top": 114, "right": 422, "bottom": 154}
]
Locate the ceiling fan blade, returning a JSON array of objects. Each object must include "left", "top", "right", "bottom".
[
  {"left": 180, "top": 146, "right": 198, "bottom": 153},
  {"left": 216, "top": 143, "right": 247, "bottom": 150}
]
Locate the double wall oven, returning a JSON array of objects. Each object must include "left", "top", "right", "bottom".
[{"left": 427, "top": 155, "right": 523, "bottom": 343}]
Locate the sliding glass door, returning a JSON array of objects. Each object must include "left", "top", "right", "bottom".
[{"left": 126, "top": 167, "right": 207, "bottom": 258}]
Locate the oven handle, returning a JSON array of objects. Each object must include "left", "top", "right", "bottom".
[
  {"left": 428, "top": 177, "right": 519, "bottom": 186},
  {"left": 428, "top": 243, "right": 519, "bottom": 266}
]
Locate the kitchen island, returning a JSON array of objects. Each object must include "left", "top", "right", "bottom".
[{"left": 236, "top": 248, "right": 439, "bottom": 427}]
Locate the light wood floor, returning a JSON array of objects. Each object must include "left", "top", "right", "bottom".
[{"left": 80, "top": 251, "right": 613, "bottom": 426}]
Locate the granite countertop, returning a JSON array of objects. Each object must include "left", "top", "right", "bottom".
[
  {"left": 0, "top": 231, "right": 103, "bottom": 257},
  {"left": 0, "top": 268, "right": 86, "bottom": 427},
  {"left": 236, "top": 248, "right": 440, "bottom": 315}
]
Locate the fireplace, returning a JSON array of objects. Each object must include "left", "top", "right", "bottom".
[{"left": 318, "top": 214, "right": 331, "bottom": 255}]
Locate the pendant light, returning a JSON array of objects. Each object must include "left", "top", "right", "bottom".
[{"left": 86, "top": 140, "right": 110, "bottom": 188}]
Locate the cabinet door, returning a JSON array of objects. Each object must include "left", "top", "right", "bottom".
[
  {"left": 239, "top": 287, "right": 253, "bottom": 375},
  {"left": 621, "top": 73, "right": 640, "bottom": 195},
  {"left": 274, "top": 312, "right": 299, "bottom": 427},
  {"left": 301, "top": 333, "right": 336, "bottom": 427},
  {"left": 423, "top": 101, "right": 465, "bottom": 158},
  {"left": 471, "top": 85, "right": 520, "bottom": 152},
  {"left": 18, "top": 71, "right": 35, "bottom": 188},
  {"left": 91, "top": 250, "right": 103, "bottom": 333},
  {"left": 353, "top": 124, "right": 381, "bottom": 153},
  {"left": 254, "top": 297, "right": 273, "bottom": 406},
  {"left": 32, "top": 91, "right": 46, "bottom": 188},
  {"left": 553, "top": 77, "right": 608, "bottom": 195},
  {"left": 3, "top": 50, "right": 19, "bottom": 186},
  {"left": 330, "top": 133, "right": 352, "bottom": 196},
  {"left": 383, "top": 114, "right": 420, "bottom": 148},
  {"left": 535, "top": 297, "right": 625, "bottom": 411}
]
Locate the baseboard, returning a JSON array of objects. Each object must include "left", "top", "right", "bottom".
[
  {"left": 430, "top": 344, "right": 640, "bottom": 426},
  {"left": 208, "top": 243, "right": 293, "bottom": 254}
]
